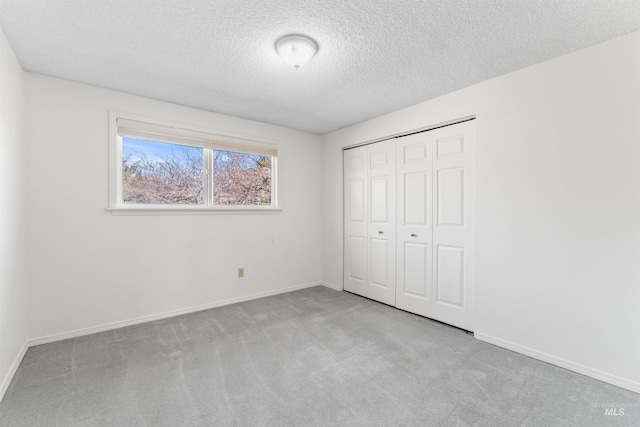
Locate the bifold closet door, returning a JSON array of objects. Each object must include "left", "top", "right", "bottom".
[
  {"left": 345, "top": 120, "right": 473, "bottom": 329},
  {"left": 366, "top": 141, "right": 396, "bottom": 306},
  {"left": 343, "top": 141, "right": 396, "bottom": 306},
  {"left": 344, "top": 146, "right": 368, "bottom": 296},
  {"left": 395, "top": 120, "right": 475, "bottom": 331},
  {"left": 431, "top": 121, "right": 475, "bottom": 330},
  {"left": 396, "top": 132, "right": 434, "bottom": 318}
]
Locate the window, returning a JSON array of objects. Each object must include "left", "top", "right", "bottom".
[
  {"left": 122, "top": 138, "right": 204, "bottom": 205},
  {"left": 109, "top": 113, "right": 278, "bottom": 212}
]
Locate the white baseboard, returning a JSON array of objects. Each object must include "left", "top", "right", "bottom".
[
  {"left": 474, "top": 332, "right": 640, "bottom": 394},
  {"left": 0, "top": 340, "right": 28, "bottom": 403},
  {"left": 29, "top": 281, "right": 323, "bottom": 347},
  {"left": 320, "top": 281, "right": 342, "bottom": 291}
]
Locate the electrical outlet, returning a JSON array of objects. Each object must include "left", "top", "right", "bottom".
[{"left": 238, "top": 268, "right": 244, "bottom": 278}]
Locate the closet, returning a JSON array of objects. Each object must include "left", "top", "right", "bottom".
[{"left": 343, "top": 119, "right": 475, "bottom": 331}]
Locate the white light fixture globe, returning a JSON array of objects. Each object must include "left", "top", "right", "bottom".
[{"left": 276, "top": 35, "right": 318, "bottom": 70}]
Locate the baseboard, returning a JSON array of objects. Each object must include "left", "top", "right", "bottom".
[
  {"left": 0, "top": 339, "right": 28, "bottom": 403},
  {"left": 320, "top": 281, "right": 342, "bottom": 291},
  {"left": 29, "top": 281, "right": 323, "bottom": 347},
  {"left": 474, "top": 332, "right": 640, "bottom": 394}
]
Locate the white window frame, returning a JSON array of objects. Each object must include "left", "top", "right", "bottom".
[{"left": 108, "top": 111, "right": 280, "bottom": 215}]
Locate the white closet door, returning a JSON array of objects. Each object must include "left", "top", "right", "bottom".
[
  {"left": 396, "top": 132, "right": 433, "bottom": 317},
  {"left": 366, "top": 141, "right": 396, "bottom": 305},
  {"left": 343, "top": 146, "right": 368, "bottom": 296},
  {"left": 344, "top": 120, "right": 474, "bottom": 329},
  {"left": 431, "top": 120, "right": 475, "bottom": 331}
]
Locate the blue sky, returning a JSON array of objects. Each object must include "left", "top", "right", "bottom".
[
  {"left": 122, "top": 137, "right": 267, "bottom": 170},
  {"left": 122, "top": 137, "right": 202, "bottom": 162}
]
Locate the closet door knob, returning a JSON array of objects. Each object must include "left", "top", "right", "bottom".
[
  {"left": 411, "top": 233, "right": 417, "bottom": 237},
  {"left": 378, "top": 231, "right": 384, "bottom": 235}
]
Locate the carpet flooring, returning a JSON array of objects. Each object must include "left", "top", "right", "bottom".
[{"left": 0, "top": 286, "right": 638, "bottom": 426}]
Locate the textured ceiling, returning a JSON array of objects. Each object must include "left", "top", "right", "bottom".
[{"left": 1, "top": 1, "right": 640, "bottom": 134}]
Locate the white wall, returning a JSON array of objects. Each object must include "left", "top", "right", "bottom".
[
  {"left": 322, "top": 30, "right": 640, "bottom": 392},
  {"left": 25, "top": 74, "right": 323, "bottom": 341},
  {"left": 0, "top": 28, "right": 28, "bottom": 398}
]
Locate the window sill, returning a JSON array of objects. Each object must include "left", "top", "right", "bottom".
[{"left": 106, "top": 206, "right": 282, "bottom": 216}]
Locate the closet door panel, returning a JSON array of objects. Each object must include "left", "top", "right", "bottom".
[
  {"left": 396, "top": 133, "right": 433, "bottom": 317},
  {"left": 343, "top": 147, "right": 368, "bottom": 296},
  {"left": 347, "top": 236, "right": 367, "bottom": 283},
  {"left": 370, "top": 176, "right": 390, "bottom": 222},
  {"left": 437, "top": 167, "right": 465, "bottom": 227},
  {"left": 367, "top": 140, "right": 396, "bottom": 306},
  {"left": 404, "top": 241, "right": 429, "bottom": 296},
  {"left": 435, "top": 245, "right": 465, "bottom": 307},
  {"left": 432, "top": 121, "right": 475, "bottom": 331},
  {"left": 369, "top": 238, "right": 391, "bottom": 286}
]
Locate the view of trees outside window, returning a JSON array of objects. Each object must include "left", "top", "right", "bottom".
[
  {"left": 122, "top": 138, "right": 203, "bottom": 204},
  {"left": 213, "top": 151, "right": 271, "bottom": 205},
  {"left": 121, "top": 137, "right": 272, "bottom": 206}
]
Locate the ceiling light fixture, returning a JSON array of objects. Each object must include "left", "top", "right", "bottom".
[{"left": 275, "top": 35, "right": 318, "bottom": 70}]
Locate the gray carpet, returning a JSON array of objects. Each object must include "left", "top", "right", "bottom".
[{"left": 0, "top": 286, "right": 638, "bottom": 426}]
